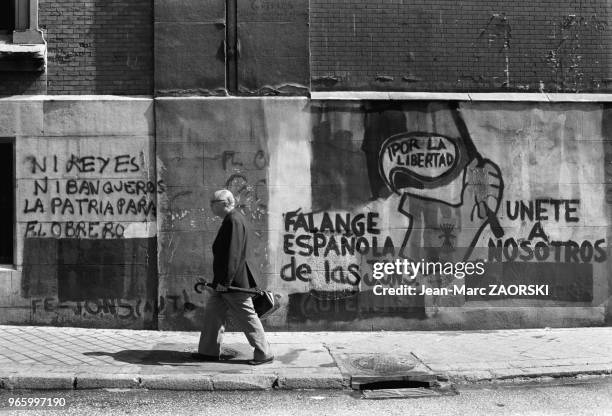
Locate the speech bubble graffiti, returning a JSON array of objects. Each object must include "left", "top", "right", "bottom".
[{"left": 378, "top": 132, "right": 470, "bottom": 193}]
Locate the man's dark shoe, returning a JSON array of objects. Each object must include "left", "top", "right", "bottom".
[
  {"left": 191, "top": 353, "right": 236, "bottom": 361},
  {"left": 248, "top": 356, "right": 274, "bottom": 365}
]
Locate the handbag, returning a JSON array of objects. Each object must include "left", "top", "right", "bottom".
[
  {"left": 251, "top": 290, "right": 276, "bottom": 320},
  {"left": 194, "top": 280, "right": 278, "bottom": 319}
]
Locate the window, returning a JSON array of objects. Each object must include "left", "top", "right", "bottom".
[
  {"left": 0, "top": 141, "right": 14, "bottom": 264},
  {"left": 0, "top": 0, "right": 15, "bottom": 33},
  {"left": 0, "top": 0, "right": 45, "bottom": 72},
  {"left": 1, "top": 0, "right": 45, "bottom": 44}
]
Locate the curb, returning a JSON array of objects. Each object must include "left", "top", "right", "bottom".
[
  {"left": 1, "top": 368, "right": 610, "bottom": 391},
  {"left": 212, "top": 374, "right": 277, "bottom": 391},
  {"left": 2, "top": 373, "right": 76, "bottom": 390},
  {"left": 0, "top": 372, "right": 348, "bottom": 391},
  {"left": 74, "top": 373, "right": 141, "bottom": 390},
  {"left": 140, "top": 374, "right": 214, "bottom": 391},
  {"left": 448, "top": 366, "right": 612, "bottom": 384}
]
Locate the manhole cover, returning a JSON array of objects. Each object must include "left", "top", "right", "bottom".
[{"left": 350, "top": 355, "right": 416, "bottom": 374}]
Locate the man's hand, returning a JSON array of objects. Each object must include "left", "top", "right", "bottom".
[{"left": 215, "top": 284, "right": 229, "bottom": 292}]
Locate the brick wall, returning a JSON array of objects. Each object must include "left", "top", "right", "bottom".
[
  {"left": 39, "top": 0, "right": 153, "bottom": 95},
  {"left": 310, "top": 0, "right": 612, "bottom": 92},
  {"left": 5, "top": 0, "right": 612, "bottom": 95}
]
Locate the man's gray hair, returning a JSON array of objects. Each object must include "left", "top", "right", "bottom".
[{"left": 212, "top": 189, "right": 235, "bottom": 208}]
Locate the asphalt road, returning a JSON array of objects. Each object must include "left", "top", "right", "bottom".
[{"left": 0, "top": 378, "right": 611, "bottom": 416}]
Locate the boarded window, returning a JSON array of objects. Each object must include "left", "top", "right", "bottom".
[{"left": 0, "top": 141, "right": 14, "bottom": 264}]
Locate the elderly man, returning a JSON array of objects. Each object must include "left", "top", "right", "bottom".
[{"left": 195, "top": 189, "right": 273, "bottom": 365}]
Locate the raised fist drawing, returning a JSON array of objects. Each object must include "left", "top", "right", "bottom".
[{"left": 376, "top": 105, "right": 504, "bottom": 261}]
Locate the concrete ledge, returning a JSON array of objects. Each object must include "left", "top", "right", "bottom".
[
  {"left": 468, "top": 92, "right": 548, "bottom": 102},
  {"left": 3, "top": 93, "right": 611, "bottom": 103},
  {"left": 310, "top": 91, "right": 471, "bottom": 101},
  {"left": 75, "top": 373, "right": 141, "bottom": 390},
  {"left": 311, "top": 91, "right": 612, "bottom": 102},
  {"left": 4, "top": 373, "right": 75, "bottom": 390},
  {"left": 0, "top": 95, "right": 153, "bottom": 101},
  {"left": 211, "top": 374, "right": 277, "bottom": 390},
  {"left": 155, "top": 96, "right": 307, "bottom": 101},
  {"left": 545, "top": 93, "right": 612, "bottom": 102},
  {"left": 140, "top": 374, "right": 213, "bottom": 391}
]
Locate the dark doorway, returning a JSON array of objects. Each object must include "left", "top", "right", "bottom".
[
  {"left": 0, "top": 141, "right": 14, "bottom": 264},
  {"left": 0, "top": 0, "right": 15, "bottom": 33}
]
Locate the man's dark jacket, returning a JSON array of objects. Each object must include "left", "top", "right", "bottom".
[{"left": 212, "top": 209, "right": 260, "bottom": 289}]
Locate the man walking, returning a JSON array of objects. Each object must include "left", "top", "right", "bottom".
[{"left": 195, "top": 189, "right": 274, "bottom": 365}]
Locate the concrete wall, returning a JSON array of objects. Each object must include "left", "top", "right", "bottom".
[
  {"left": 157, "top": 97, "right": 612, "bottom": 330},
  {"left": 155, "top": 98, "right": 279, "bottom": 328},
  {"left": 0, "top": 97, "right": 158, "bottom": 328},
  {"left": 0, "top": 96, "right": 610, "bottom": 331}
]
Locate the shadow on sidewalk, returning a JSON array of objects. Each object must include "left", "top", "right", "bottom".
[{"left": 83, "top": 350, "right": 251, "bottom": 366}]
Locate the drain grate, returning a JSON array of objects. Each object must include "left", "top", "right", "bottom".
[
  {"left": 329, "top": 351, "right": 457, "bottom": 398},
  {"left": 362, "top": 387, "right": 443, "bottom": 400},
  {"left": 357, "top": 380, "right": 433, "bottom": 390},
  {"left": 359, "top": 379, "right": 458, "bottom": 400},
  {"left": 330, "top": 352, "right": 434, "bottom": 387}
]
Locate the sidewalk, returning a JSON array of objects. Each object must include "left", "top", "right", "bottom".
[{"left": 0, "top": 326, "right": 611, "bottom": 390}]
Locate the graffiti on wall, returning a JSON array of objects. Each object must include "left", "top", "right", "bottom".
[
  {"left": 377, "top": 111, "right": 505, "bottom": 257},
  {"left": 30, "top": 291, "right": 195, "bottom": 321},
  {"left": 220, "top": 148, "right": 269, "bottom": 272},
  {"left": 22, "top": 153, "right": 164, "bottom": 238},
  {"left": 27, "top": 288, "right": 208, "bottom": 329},
  {"left": 149, "top": 100, "right": 612, "bottom": 329},
  {"left": 283, "top": 101, "right": 607, "bottom": 322},
  {"left": 222, "top": 149, "right": 268, "bottom": 224},
  {"left": 285, "top": 102, "right": 507, "bottom": 321},
  {"left": 490, "top": 199, "right": 604, "bottom": 263},
  {"left": 281, "top": 210, "right": 398, "bottom": 285},
  {"left": 20, "top": 148, "right": 160, "bottom": 310},
  {"left": 473, "top": 197, "right": 606, "bottom": 302}
]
